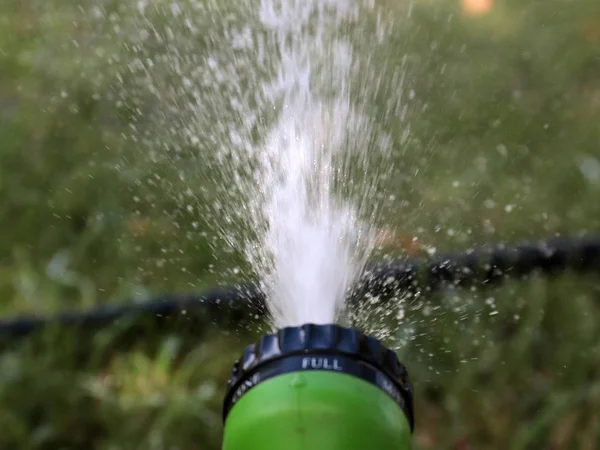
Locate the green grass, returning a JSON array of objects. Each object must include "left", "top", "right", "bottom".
[{"left": 1, "top": 0, "right": 600, "bottom": 448}]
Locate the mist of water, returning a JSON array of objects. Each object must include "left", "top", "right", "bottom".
[{"left": 76, "top": 0, "right": 404, "bottom": 329}]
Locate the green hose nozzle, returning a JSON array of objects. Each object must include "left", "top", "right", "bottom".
[{"left": 222, "top": 323, "right": 414, "bottom": 450}]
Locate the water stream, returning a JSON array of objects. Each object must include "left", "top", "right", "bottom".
[{"left": 245, "top": 0, "right": 387, "bottom": 327}]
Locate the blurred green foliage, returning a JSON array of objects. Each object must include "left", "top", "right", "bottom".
[{"left": 1, "top": 0, "right": 600, "bottom": 448}]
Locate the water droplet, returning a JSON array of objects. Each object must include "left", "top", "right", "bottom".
[{"left": 579, "top": 156, "right": 600, "bottom": 183}]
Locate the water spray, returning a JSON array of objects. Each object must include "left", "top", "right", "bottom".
[{"left": 222, "top": 323, "right": 413, "bottom": 450}]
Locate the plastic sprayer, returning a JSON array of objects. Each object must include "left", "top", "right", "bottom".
[{"left": 222, "top": 323, "right": 413, "bottom": 450}]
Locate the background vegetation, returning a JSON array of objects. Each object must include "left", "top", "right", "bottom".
[{"left": 1, "top": 0, "right": 600, "bottom": 448}]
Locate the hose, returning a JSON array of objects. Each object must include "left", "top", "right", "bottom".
[{"left": 1, "top": 234, "right": 598, "bottom": 339}]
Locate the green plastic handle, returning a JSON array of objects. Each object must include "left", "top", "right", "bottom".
[{"left": 223, "top": 371, "right": 412, "bottom": 450}]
